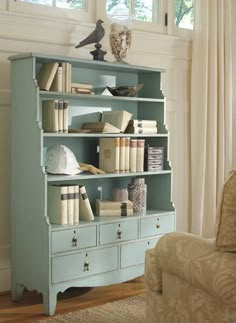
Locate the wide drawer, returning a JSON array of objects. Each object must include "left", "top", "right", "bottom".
[
  {"left": 121, "top": 238, "right": 159, "bottom": 268},
  {"left": 99, "top": 219, "right": 138, "bottom": 245},
  {"left": 52, "top": 246, "right": 118, "bottom": 284},
  {"left": 140, "top": 213, "right": 175, "bottom": 238},
  {"left": 51, "top": 226, "right": 97, "bottom": 254}
]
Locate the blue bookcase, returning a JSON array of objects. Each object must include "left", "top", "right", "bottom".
[{"left": 9, "top": 53, "right": 175, "bottom": 315}]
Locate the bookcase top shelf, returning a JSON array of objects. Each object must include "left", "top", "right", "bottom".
[
  {"left": 40, "top": 92, "right": 165, "bottom": 103},
  {"left": 47, "top": 170, "right": 172, "bottom": 182},
  {"left": 9, "top": 52, "right": 165, "bottom": 74}
]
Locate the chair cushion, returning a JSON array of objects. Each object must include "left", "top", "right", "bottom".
[{"left": 216, "top": 170, "right": 236, "bottom": 252}]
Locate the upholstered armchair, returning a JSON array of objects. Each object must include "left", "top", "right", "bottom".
[{"left": 145, "top": 171, "right": 236, "bottom": 323}]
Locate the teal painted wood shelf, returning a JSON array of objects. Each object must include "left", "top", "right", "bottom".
[{"left": 9, "top": 53, "right": 175, "bottom": 315}]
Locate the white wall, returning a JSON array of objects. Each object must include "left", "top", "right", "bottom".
[{"left": 0, "top": 1, "right": 191, "bottom": 291}]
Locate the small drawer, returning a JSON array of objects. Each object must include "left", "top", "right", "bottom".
[
  {"left": 52, "top": 246, "right": 118, "bottom": 284},
  {"left": 140, "top": 213, "right": 175, "bottom": 238},
  {"left": 51, "top": 226, "right": 97, "bottom": 254},
  {"left": 121, "top": 238, "right": 159, "bottom": 268},
  {"left": 99, "top": 219, "right": 138, "bottom": 245}
]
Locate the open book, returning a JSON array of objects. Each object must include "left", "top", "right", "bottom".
[{"left": 82, "top": 122, "right": 121, "bottom": 133}]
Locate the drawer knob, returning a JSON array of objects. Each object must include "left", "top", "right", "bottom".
[
  {"left": 156, "top": 223, "right": 160, "bottom": 229},
  {"left": 84, "top": 261, "right": 89, "bottom": 271},
  {"left": 72, "top": 236, "right": 77, "bottom": 247},
  {"left": 117, "top": 229, "right": 122, "bottom": 239}
]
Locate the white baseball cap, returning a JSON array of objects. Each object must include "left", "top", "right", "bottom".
[{"left": 46, "top": 144, "right": 81, "bottom": 175}]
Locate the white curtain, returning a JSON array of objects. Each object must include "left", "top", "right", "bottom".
[{"left": 190, "top": 0, "right": 233, "bottom": 238}]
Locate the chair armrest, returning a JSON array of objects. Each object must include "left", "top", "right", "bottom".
[{"left": 155, "top": 232, "right": 236, "bottom": 306}]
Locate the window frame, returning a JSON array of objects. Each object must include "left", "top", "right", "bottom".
[{"left": 8, "top": 0, "right": 95, "bottom": 23}]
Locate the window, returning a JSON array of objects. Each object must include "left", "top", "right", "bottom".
[
  {"left": 175, "top": 0, "right": 194, "bottom": 30},
  {"left": 20, "top": 0, "right": 87, "bottom": 10},
  {"left": 9, "top": 0, "right": 93, "bottom": 22}
]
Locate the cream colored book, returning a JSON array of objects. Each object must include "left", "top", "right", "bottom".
[
  {"left": 101, "top": 110, "right": 133, "bottom": 132},
  {"left": 124, "top": 137, "right": 130, "bottom": 172},
  {"left": 96, "top": 199, "right": 133, "bottom": 210},
  {"left": 58, "top": 100, "right": 64, "bottom": 133},
  {"left": 136, "top": 139, "right": 145, "bottom": 172},
  {"left": 82, "top": 122, "right": 121, "bottom": 133},
  {"left": 119, "top": 137, "right": 125, "bottom": 173},
  {"left": 130, "top": 139, "right": 137, "bottom": 172},
  {"left": 48, "top": 185, "right": 67, "bottom": 225},
  {"left": 37, "top": 62, "right": 59, "bottom": 91},
  {"left": 79, "top": 185, "right": 94, "bottom": 221},
  {"left": 128, "top": 119, "right": 157, "bottom": 127},
  {"left": 50, "top": 66, "right": 63, "bottom": 92},
  {"left": 125, "top": 126, "right": 158, "bottom": 134},
  {"left": 63, "top": 101, "right": 69, "bottom": 133},
  {"left": 99, "top": 137, "right": 120, "bottom": 173},
  {"left": 67, "top": 185, "right": 74, "bottom": 225},
  {"left": 42, "top": 100, "right": 59, "bottom": 133},
  {"left": 74, "top": 185, "right": 79, "bottom": 225}
]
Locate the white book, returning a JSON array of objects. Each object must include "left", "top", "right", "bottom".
[
  {"left": 74, "top": 185, "right": 79, "bottom": 225},
  {"left": 42, "top": 100, "right": 59, "bottom": 133},
  {"left": 37, "top": 62, "right": 59, "bottom": 91},
  {"left": 48, "top": 185, "right": 67, "bottom": 225},
  {"left": 124, "top": 137, "right": 130, "bottom": 172},
  {"left": 130, "top": 139, "right": 137, "bottom": 172},
  {"left": 128, "top": 119, "right": 157, "bottom": 128},
  {"left": 136, "top": 139, "right": 145, "bottom": 172},
  {"left": 63, "top": 101, "right": 69, "bottom": 133},
  {"left": 119, "top": 137, "right": 125, "bottom": 173},
  {"left": 58, "top": 100, "right": 64, "bottom": 133},
  {"left": 101, "top": 110, "right": 133, "bottom": 132},
  {"left": 79, "top": 185, "right": 94, "bottom": 221},
  {"left": 67, "top": 185, "right": 74, "bottom": 225}
]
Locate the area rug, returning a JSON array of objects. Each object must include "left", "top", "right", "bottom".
[{"left": 36, "top": 294, "right": 146, "bottom": 323}]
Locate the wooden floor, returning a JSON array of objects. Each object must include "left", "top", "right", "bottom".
[{"left": 0, "top": 276, "right": 144, "bottom": 323}]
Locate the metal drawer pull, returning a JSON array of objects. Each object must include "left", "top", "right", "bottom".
[
  {"left": 117, "top": 229, "right": 122, "bottom": 239},
  {"left": 156, "top": 223, "right": 160, "bottom": 229},
  {"left": 84, "top": 261, "right": 89, "bottom": 271},
  {"left": 72, "top": 236, "right": 77, "bottom": 247}
]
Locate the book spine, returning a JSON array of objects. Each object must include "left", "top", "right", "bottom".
[
  {"left": 96, "top": 199, "right": 133, "bottom": 210},
  {"left": 124, "top": 137, "right": 130, "bottom": 172},
  {"left": 119, "top": 137, "right": 125, "bottom": 173},
  {"left": 79, "top": 185, "right": 94, "bottom": 221},
  {"left": 74, "top": 185, "right": 79, "bottom": 225},
  {"left": 115, "top": 137, "right": 120, "bottom": 173},
  {"left": 67, "top": 185, "right": 74, "bottom": 225},
  {"left": 97, "top": 208, "right": 133, "bottom": 217},
  {"left": 129, "top": 120, "right": 157, "bottom": 127},
  {"left": 58, "top": 100, "right": 64, "bottom": 133},
  {"left": 53, "top": 100, "right": 59, "bottom": 133},
  {"left": 130, "top": 139, "right": 137, "bottom": 172},
  {"left": 136, "top": 139, "right": 145, "bottom": 172},
  {"left": 60, "top": 186, "right": 68, "bottom": 225},
  {"left": 63, "top": 100, "right": 68, "bottom": 133}
]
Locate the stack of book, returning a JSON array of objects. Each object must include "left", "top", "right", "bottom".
[
  {"left": 42, "top": 99, "right": 68, "bottom": 133},
  {"left": 71, "top": 82, "right": 93, "bottom": 94},
  {"left": 125, "top": 119, "right": 158, "bottom": 134},
  {"left": 96, "top": 199, "right": 133, "bottom": 217},
  {"left": 99, "top": 137, "right": 145, "bottom": 173},
  {"left": 37, "top": 61, "right": 72, "bottom": 93},
  {"left": 48, "top": 185, "right": 94, "bottom": 225},
  {"left": 144, "top": 146, "right": 164, "bottom": 171}
]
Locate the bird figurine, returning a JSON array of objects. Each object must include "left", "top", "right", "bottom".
[{"left": 75, "top": 19, "right": 105, "bottom": 48}]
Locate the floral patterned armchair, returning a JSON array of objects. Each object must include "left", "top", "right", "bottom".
[{"left": 145, "top": 171, "right": 236, "bottom": 323}]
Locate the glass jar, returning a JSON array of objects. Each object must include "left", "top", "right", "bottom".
[{"left": 107, "top": 0, "right": 133, "bottom": 63}]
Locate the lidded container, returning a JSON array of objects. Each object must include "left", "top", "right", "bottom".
[{"left": 107, "top": 0, "right": 133, "bottom": 63}]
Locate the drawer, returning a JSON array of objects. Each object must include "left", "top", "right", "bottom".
[
  {"left": 51, "top": 226, "right": 97, "bottom": 254},
  {"left": 140, "top": 213, "right": 175, "bottom": 238},
  {"left": 99, "top": 219, "right": 138, "bottom": 245},
  {"left": 121, "top": 238, "right": 159, "bottom": 268},
  {"left": 52, "top": 246, "right": 118, "bottom": 284}
]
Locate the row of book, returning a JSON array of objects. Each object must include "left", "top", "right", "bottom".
[
  {"left": 99, "top": 137, "right": 145, "bottom": 173},
  {"left": 37, "top": 62, "right": 72, "bottom": 93},
  {"left": 48, "top": 185, "right": 94, "bottom": 225},
  {"left": 42, "top": 100, "right": 68, "bottom": 133}
]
